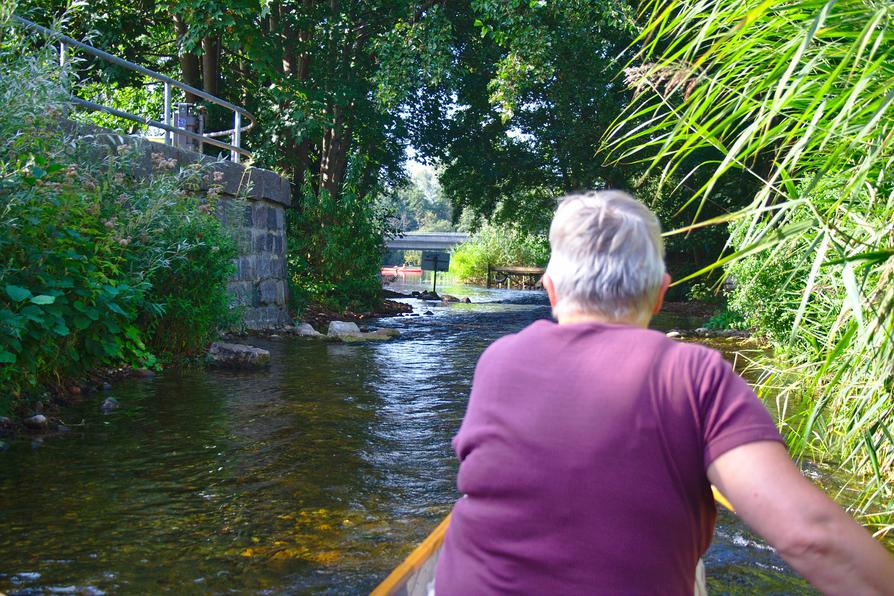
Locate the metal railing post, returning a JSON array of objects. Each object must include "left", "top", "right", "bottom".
[
  {"left": 232, "top": 112, "right": 241, "bottom": 163},
  {"left": 163, "top": 82, "right": 172, "bottom": 145},
  {"left": 59, "top": 42, "right": 66, "bottom": 66}
]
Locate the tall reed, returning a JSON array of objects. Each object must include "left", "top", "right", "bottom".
[{"left": 606, "top": 0, "right": 894, "bottom": 529}]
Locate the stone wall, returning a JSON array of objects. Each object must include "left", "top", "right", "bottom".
[
  {"left": 222, "top": 196, "right": 291, "bottom": 330},
  {"left": 142, "top": 142, "right": 292, "bottom": 330},
  {"left": 79, "top": 126, "right": 293, "bottom": 330}
]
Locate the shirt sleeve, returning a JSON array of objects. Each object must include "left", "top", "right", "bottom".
[{"left": 698, "top": 350, "right": 785, "bottom": 470}]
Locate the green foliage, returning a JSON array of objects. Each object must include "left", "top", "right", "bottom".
[
  {"left": 287, "top": 156, "right": 393, "bottom": 313},
  {"left": 137, "top": 202, "right": 238, "bottom": 359},
  {"left": 379, "top": 165, "right": 454, "bottom": 233},
  {"left": 409, "top": 1, "right": 638, "bottom": 223},
  {"left": 78, "top": 77, "right": 164, "bottom": 135},
  {"left": 0, "top": 30, "right": 237, "bottom": 404},
  {"left": 686, "top": 283, "right": 714, "bottom": 303},
  {"left": 449, "top": 223, "right": 549, "bottom": 284},
  {"left": 610, "top": 0, "right": 894, "bottom": 521},
  {"left": 704, "top": 308, "right": 747, "bottom": 331}
]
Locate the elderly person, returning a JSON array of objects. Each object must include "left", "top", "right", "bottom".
[{"left": 434, "top": 190, "right": 894, "bottom": 595}]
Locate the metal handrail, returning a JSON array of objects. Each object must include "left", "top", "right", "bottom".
[{"left": 11, "top": 14, "right": 254, "bottom": 163}]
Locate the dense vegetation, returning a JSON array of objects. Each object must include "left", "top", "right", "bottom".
[
  {"left": 609, "top": 0, "right": 894, "bottom": 525},
  {"left": 449, "top": 223, "right": 549, "bottom": 285},
  {"left": 0, "top": 29, "right": 236, "bottom": 414}
]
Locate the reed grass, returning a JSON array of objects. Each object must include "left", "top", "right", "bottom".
[{"left": 606, "top": 0, "right": 894, "bottom": 528}]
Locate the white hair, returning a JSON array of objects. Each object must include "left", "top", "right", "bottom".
[{"left": 546, "top": 190, "right": 666, "bottom": 321}]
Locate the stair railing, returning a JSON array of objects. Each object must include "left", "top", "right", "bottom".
[{"left": 11, "top": 15, "right": 255, "bottom": 163}]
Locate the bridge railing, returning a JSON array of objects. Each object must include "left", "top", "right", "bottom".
[{"left": 11, "top": 15, "right": 255, "bottom": 163}]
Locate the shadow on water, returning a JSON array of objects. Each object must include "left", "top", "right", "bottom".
[{"left": 0, "top": 281, "right": 819, "bottom": 594}]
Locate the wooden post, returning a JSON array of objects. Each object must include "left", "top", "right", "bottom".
[{"left": 486, "top": 263, "right": 491, "bottom": 288}]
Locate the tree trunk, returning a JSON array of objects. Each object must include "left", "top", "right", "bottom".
[
  {"left": 319, "top": 104, "right": 351, "bottom": 198},
  {"left": 173, "top": 14, "right": 201, "bottom": 103},
  {"left": 278, "top": 0, "right": 315, "bottom": 200},
  {"left": 201, "top": 36, "right": 221, "bottom": 97}
]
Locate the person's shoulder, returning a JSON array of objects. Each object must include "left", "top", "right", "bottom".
[{"left": 478, "top": 319, "right": 553, "bottom": 360}]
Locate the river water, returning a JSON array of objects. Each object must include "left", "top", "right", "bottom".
[{"left": 0, "top": 281, "right": 818, "bottom": 594}]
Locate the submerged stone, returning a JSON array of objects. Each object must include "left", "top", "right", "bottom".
[
  {"left": 101, "top": 397, "right": 120, "bottom": 413},
  {"left": 339, "top": 328, "right": 400, "bottom": 343},
  {"left": 24, "top": 414, "right": 48, "bottom": 430},
  {"left": 206, "top": 342, "right": 271, "bottom": 369},
  {"left": 293, "top": 323, "right": 323, "bottom": 337}
]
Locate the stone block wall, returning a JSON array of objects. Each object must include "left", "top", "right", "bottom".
[
  {"left": 222, "top": 198, "right": 291, "bottom": 330},
  {"left": 80, "top": 125, "right": 294, "bottom": 331}
]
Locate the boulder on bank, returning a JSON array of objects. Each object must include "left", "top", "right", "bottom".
[
  {"left": 24, "top": 414, "right": 48, "bottom": 431},
  {"left": 328, "top": 321, "right": 362, "bottom": 337},
  {"left": 206, "top": 342, "right": 271, "bottom": 369}
]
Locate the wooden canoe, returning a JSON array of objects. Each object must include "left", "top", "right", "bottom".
[{"left": 371, "top": 487, "right": 734, "bottom": 596}]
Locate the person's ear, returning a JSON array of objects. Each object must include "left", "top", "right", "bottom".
[
  {"left": 652, "top": 273, "right": 671, "bottom": 315},
  {"left": 543, "top": 273, "right": 558, "bottom": 310}
]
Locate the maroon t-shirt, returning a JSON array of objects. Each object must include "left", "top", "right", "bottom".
[{"left": 435, "top": 320, "right": 783, "bottom": 595}]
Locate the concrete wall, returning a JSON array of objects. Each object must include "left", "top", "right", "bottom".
[{"left": 77, "top": 125, "right": 293, "bottom": 330}]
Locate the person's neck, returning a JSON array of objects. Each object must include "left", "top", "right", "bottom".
[{"left": 556, "top": 310, "right": 651, "bottom": 329}]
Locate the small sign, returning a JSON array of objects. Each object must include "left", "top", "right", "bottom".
[{"left": 421, "top": 251, "right": 450, "bottom": 272}]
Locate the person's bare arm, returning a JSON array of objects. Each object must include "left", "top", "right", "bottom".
[{"left": 707, "top": 441, "right": 894, "bottom": 595}]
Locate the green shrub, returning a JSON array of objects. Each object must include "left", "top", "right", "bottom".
[
  {"left": 704, "top": 307, "right": 747, "bottom": 331},
  {"left": 449, "top": 223, "right": 550, "bottom": 284},
  {"left": 133, "top": 176, "right": 238, "bottom": 360},
  {"left": 0, "top": 28, "right": 237, "bottom": 405},
  {"left": 287, "top": 155, "right": 392, "bottom": 312},
  {"left": 724, "top": 184, "right": 844, "bottom": 348}
]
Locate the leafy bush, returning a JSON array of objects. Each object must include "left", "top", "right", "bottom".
[
  {"left": 0, "top": 28, "right": 237, "bottom": 406},
  {"left": 287, "top": 155, "right": 393, "bottom": 312},
  {"left": 704, "top": 308, "right": 747, "bottom": 331},
  {"left": 449, "top": 223, "right": 550, "bottom": 284}
]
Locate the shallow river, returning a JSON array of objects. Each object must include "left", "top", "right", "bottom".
[{"left": 0, "top": 281, "right": 818, "bottom": 594}]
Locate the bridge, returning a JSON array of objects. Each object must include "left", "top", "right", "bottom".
[{"left": 386, "top": 232, "right": 469, "bottom": 252}]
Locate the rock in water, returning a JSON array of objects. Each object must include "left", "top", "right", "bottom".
[
  {"left": 24, "top": 414, "right": 48, "bottom": 430},
  {"left": 441, "top": 294, "right": 460, "bottom": 303},
  {"left": 206, "top": 342, "right": 271, "bottom": 369},
  {"left": 340, "top": 328, "right": 401, "bottom": 343},
  {"left": 294, "top": 323, "right": 323, "bottom": 337},
  {"left": 101, "top": 397, "right": 120, "bottom": 413},
  {"left": 327, "top": 321, "right": 362, "bottom": 338}
]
